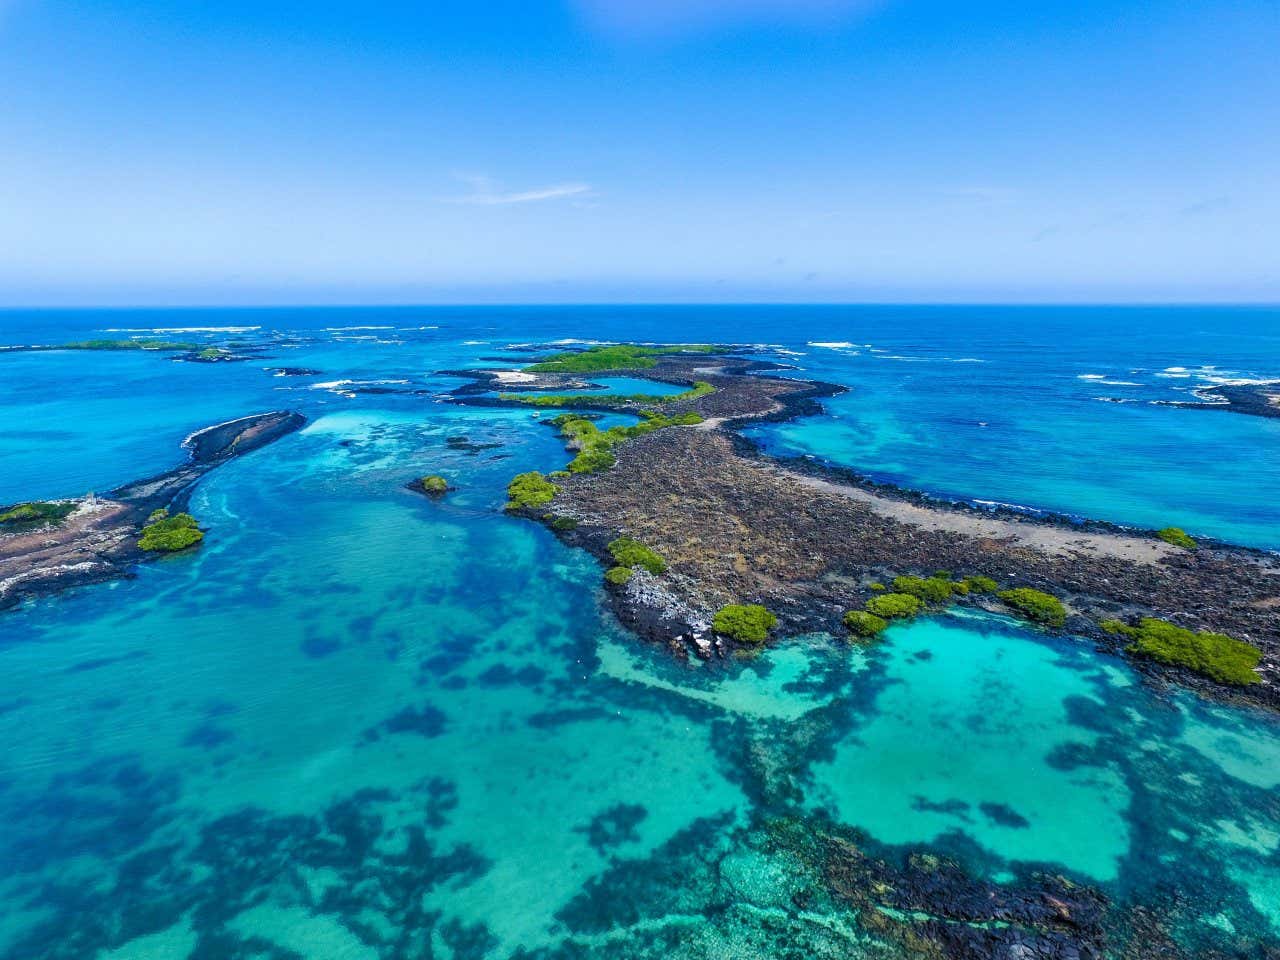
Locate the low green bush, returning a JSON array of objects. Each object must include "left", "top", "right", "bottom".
[
  {"left": 0, "top": 501, "right": 75, "bottom": 525},
  {"left": 549, "top": 516, "right": 578, "bottom": 531},
  {"left": 892, "top": 575, "right": 955, "bottom": 603},
  {"left": 961, "top": 575, "right": 999, "bottom": 594},
  {"left": 712, "top": 604, "right": 778, "bottom": 643},
  {"left": 607, "top": 536, "right": 667, "bottom": 575},
  {"left": 420, "top": 475, "right": 449, "bottom": 494},
  {"left": 865, "top": 593, "right": 923, "bottom": 619},
  {"left": 998, "top": 588, "right": 1067, "bottom": 627},
  {"left": 137, "top": 511, "right": 204, "bottom": 552},
  {"left": 1157, "top": 527, "right": 1197, "bottom": 550},
  {"left": 552, "top": 411, "right": 703, "bottom": 474},
  {"left": 505, "top": 472, "right": 557, "bottom": 510},
  {"left": 61, "top": 338, "right": 196, "bottom": 352},
  {"left": 1121, "top": 617, "right": 1261, "bottom": 685},
  {"left": 1100, "top": 618, "right": 1135, "bottom": 637},
  {"left": 525, "top": 343, "right": 718, "bottom": 374},
  {"left": 868, "top": 581, "right": 886, "bottom": 592},
  {"left": 843, "top": 610, "right": 889, "bottom": 640},
  {"left": 604, "top": 566, "right": 633, "bottom": 586}
]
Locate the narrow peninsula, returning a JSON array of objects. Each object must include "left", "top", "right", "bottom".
[{"left": 0, "top": 411, "right": 305, "bottom": 609}]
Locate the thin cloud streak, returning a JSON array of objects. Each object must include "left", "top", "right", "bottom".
[{"left": 446, "top": 175, "right": 593, "bottom": 206}]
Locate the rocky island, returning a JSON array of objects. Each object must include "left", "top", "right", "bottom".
[
  {"left": 456, "top": 344, "right": 1280, "bottom": 710},
  {"left": 0, "top": 410, "right": 304, "bottom": 609}
]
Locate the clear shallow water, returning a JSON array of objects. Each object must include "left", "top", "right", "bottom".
[{"left": 0, "top": 306, "right": 1278, "bottom": 957}]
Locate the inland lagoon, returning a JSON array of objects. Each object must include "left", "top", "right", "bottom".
[{"left": 1, "top": 305, "right": 1279, "bottom": 959}]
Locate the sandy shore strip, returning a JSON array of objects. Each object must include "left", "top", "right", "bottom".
[{"left": 783, "top": 470, "right": 1176, "bottom": 564}]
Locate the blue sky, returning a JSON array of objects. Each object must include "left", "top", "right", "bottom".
[{"left": 0, "top": 0, "right": 1276, "bottom": 304}]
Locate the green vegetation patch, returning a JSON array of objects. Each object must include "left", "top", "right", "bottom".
[
  {"left": 998, "top": 588, "right": 1067, "bottom": 627},
  {"left": 607, "top": 536, "right": 667, "bottom": 575},
  {"left": 843, "top": 610, "right": 889, "bottom": 640},
  {"left": 892, "top": 575, "right": 956, "bottom": 604},
  {"left": 420, "top": 475, "right": 449, "bottom": 494},
  {"left": 505, "top": 472, "right": 558, "bottom": 510},
  {"left": 550, "top": 411, "right": 702, "bottom": 475},
  {"left": 1106, "top": 617, "right": 1261, "bottom": 685},
  {"left": 0, "top": 501, "right": 76, "bottom": 526},
  {"left": 137, "top": 510, "right": 204, "bottom": 552},
  {"left": 712, "top": 604, "right": 778, "bottom": 644},
  {"left": 1157, "top": 526, "right": 1198, "bottom": 550},
  {"left": 604, "top": 566, "right": 633, "bottom": 586},
  {"left": 865, "top": 593, "right": 924, "bottom": 620},
  {"left": 549, "top": 516, "right": 578, "bottom": 531},
  {"left": 61, "top": 338, "right": 196, "bottom": 352},
  {"left": 961, "top": 575, "right": 999, "bottom": 594},
  {"left": 525, "top": 343, "right": 719, "bottom": 374}
]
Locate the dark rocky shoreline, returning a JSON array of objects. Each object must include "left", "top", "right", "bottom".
[
  {"left": 447, "top": 350, "right": 1280, "bottom": 711},
  {"left": 0, "top": 410, "right": 304, "bottom": 610},
  {"left": 1169, "top": 382, "right": 1280, "bottom": 420}
]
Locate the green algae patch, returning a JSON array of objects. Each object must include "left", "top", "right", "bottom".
[
  {"left": 865, "top": 593, "right": 923, "bottom": 620},
  {"left": 525, "top": 343, "right": 718, "bottom": 374},
  {"left": 137, "top": 510, "right": 204, "bottom": 552},
  {"left": 1157, "top": 526, "right": 1198, "bottom": 550},
  {"left": 997, "top": 588, "right": 1066, "bottom": 627},
  {"left": 604, "top": 566, "right": 633, "bottom": 586},
  {"left": 843, "top": 610, "right": 889, "bottom": 641},
  {"left": 1110, "top": 617, "right": 1261, "bottom": 685},
  {"left": 607, "top": 537, "right": 667, "bottom": 575},
  {"left": 713, "top": 604, "right": 778, "bottom": 644},
  {"left": 0, "top": 500, "right": 75, "bottom": 525},
  {"left": 505, "top": 472, "right": 557, "bottom": 510}
]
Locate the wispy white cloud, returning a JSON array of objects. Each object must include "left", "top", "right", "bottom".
[{"left": 445, "top": 175, "right": 594, "bottom": 206}]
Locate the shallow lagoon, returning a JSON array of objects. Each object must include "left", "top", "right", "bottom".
[{"left": 0, "top": 308, "right": 1278, "bottom": 957}]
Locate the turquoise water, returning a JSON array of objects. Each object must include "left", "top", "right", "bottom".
[{"left": 1, "top": 307, "right": 1279, "bottom": 957}]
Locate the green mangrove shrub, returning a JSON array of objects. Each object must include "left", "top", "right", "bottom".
[
  {"left": 712, "top": 604, "right": 778, "bottom": 644},
  {"left": 420, "top": 475, "right": 449, "bottom": 494},
  {"left": 0, "top": 501, "right": 75, "bottom": 525},
  {"left": 998, "top": 588, "right": 1067, "bottom": 627},
  {"left": 892, "top": 575, "right": 955, "bottom": 604},
  {"left": 1157, "top": 527, "right": 1197, "bottom": 550},
  {"left": 864, "top": 593, "right": 924, "bottom": 620},
  {"left": 61, "top": 338, "right": 196, "bottom": 352},
  {"left": 525, "top": 343, "right": 718, "bottom": 374},
  {"left": 553, "top": 411, "right": 702, "bottom": 474},
  {"left": 1104, "top": 617, "right": 1261, "bottom": 685},
  {"left": 961, "top": 575, "right": 999, "bottom": 594},
  {"left": 604, "top": 566, "right": 633, "bottom": 586},
  {"left": 505, "top": 472, "right": 558, "bottom": 510},
  {"left": 607, "top": 536, "right": 667, "bottom": 575},
  {"left": 843, "top": 610, "right": 889, "bottom": 640},
  {"left": 137, "top": 510, "right": 204, "bottom": 552}
]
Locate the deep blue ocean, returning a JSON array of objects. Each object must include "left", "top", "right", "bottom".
[{"left": 1, "top": 305, "right": 1278, "bottom": 958}]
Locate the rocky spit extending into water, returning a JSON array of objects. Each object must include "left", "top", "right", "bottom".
[
  {"left": 0, "top": 410, "right": 304, "bottom": 609},
  {"left": 462, "top": 349, "right": 1280, "bottom": 711}
]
